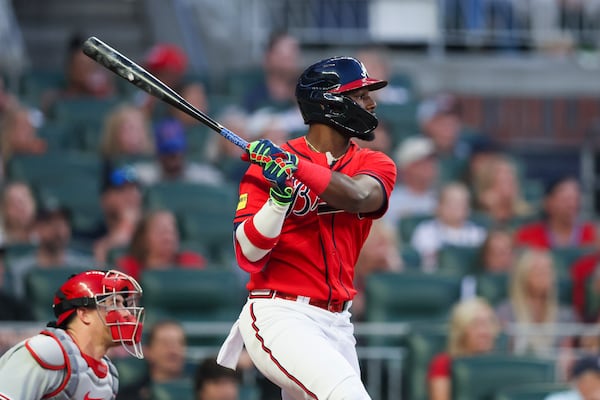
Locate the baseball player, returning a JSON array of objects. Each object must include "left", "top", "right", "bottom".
[
  {"left": 217, "top": 57, "right": 396, "bottom": 400},
  {"left": 0, "top": 269, "right": 144, "bottom": 399}
]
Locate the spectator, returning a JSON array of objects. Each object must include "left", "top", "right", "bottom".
[
  {"left": 428, "top": 297, "right": 499, "bottom": 400},
  {"left": 472, "top": 154, "right": 534, "bottom": 227},
  {"left": 417, "top": 93, "right": 474, "bottom": 160},
  {"left": 353, "top": 219, "right": 403, "bottom": 322},
  {"left": 495, "top": 248, "right": 578, "bottom": 355},
  {"left": 355, "top": 47, "right": 414, "bottom": 105},
  {"left": 119, "top": 319, "right": 190, "bottom": 399},
  {"left": 385, "top": 136, "right": 439, "bottom": 228},
  {"left": 134, "top": 118, "right": 224, "bottom": 185},
  {"left": 100, "top": 103, "right": 154, "bottom": 160},
  {"left": 411, "top": 182, "right": 487, "bottom": 272},
  {"left": 93, "top": 164, "right": 143, "bottom": 264},
  {"left": 41, "top": 32, "right": 116, "bottom": 113},
  {"left": 546, "top": 354, "right": 600, "bottom": 400},
  {"left": 8, "top": 201, "right": 93, "bottom": 299},
  {"left": 478, "top": 228, "right": 516, "bottom": 274},
  {"left": 515, "top": 176, "right": 596, "bottom": 249},
  {"left": 353, "top": 119, "right": 395, "bottom": 155},
  {"left": 116, "top": 210, "right": 206, "bottom": 281},
  {"left": 135, "top": 43, "right": 189, "bottom": 119},
  {"left": 241, "top": 32, "right": 304, "bottom": 134},
  {"left": 0, "top": 104, "right": 47, "bottom": 170},
  {"left": 0, "top": 181, "right": 37, "bottom": 246},
  {"left": 194, "top": 356, "right": 242, "bottom": 400}
]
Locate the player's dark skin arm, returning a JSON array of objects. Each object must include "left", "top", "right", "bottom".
[{"left": 319, "top": 173, "right": 385, "bottom": 214}]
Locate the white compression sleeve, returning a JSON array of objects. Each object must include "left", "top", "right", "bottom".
[{"left": 235, "top": 199, "right": 290, "bottom": 262}]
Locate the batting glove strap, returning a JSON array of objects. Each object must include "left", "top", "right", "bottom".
[
  {"left": 269, "top": 186, "right": 294, "bottom": 208},
  {"left": 244, "top": 139, "right": 286, "bottom": 166}
]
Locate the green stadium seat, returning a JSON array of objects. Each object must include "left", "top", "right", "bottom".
[
  {"left": 402, "top": 322, "right": 449, "bottom": 400},
  {"left": 451, "top": 354, "right": 556, "bottom": 400},
  {"left": 493, "top": 382, "right": 571, "bottom": 400},
  {"left": 144, "top": 181, "right": 238, "bottom": 214},
  {"left": 7, "top": 153, "right": 101, "bottom": 187},
  {"left": 376, "top": 101, "right": 419, "bottom": 148},
  {"left": 438, "top": 156, "right": 469, "bottom": 184},
  {"left": 112, "top": 356, "right": 149, "bottom": 388},
  {"left": 365, "top": 271, "right": 462, "bottom": 324},
  {"left": 401, "top": 245, "right": 422, "bottom": 269},
  {"left": 551, "top": 246, "right": 594, "bottom": 278},
  {"left": 437, "top": 245, "right": 482, "bottom": 276},
  {"left": 398, "top": 214, "right": 433, "bottom": 245},
  {"left": 140, "top": 269, "right": 246, "bottom": 326},
  {"left": 24, "top": 267, "right": 88, "bottom": 321},
  {"left": 476, "top": 272, "right": 509, "bottom": 306},
  {"left": 178, "top": 209, "right": 235, "bottom": 266},
  {"left": 150, "top": 379, "right": 194, "bottom": 400},
  {"left": 19, "top": 68, "right": 65, "bottom": 107},
  {"left": 477, "top": 272, "right": 573, "bottom": 306}
]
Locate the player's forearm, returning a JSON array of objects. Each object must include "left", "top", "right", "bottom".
[{"left": 235, "top": 199, "right": 289, "bottom": 262}]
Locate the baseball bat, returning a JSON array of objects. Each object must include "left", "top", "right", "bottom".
[{"left": 82, "top": 36, "right": 248, "bottom": 150}]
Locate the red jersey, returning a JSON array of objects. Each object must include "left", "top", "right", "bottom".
[
  {"left": 570, "top": 252, "right": 600, "bottom": 321},
  {"left": 514, "top": 221, "right": 596, "bottom": 249},
  {"left": 234, "top": 137, "right": 396, "bottom": 303}
]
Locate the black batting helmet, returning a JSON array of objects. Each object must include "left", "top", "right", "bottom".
[{"left": 295, "top": 56, "right": 387, "bottom": 141}]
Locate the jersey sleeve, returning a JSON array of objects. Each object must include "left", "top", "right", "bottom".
[
  {"left": 233, "top": 164, "right": 270, "bottom": 226},
  {"left": 354, "top": 149, "right": 397, "bottom": 218},
  {"left": 0, "top": 344, "right": 64, "bottom": 399}
]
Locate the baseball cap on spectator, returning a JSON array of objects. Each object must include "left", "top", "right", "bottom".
[
  {"left": 394, "top": 136, "right": 435, "bottom": 168},
  {"left": 144, "top": 44, "right": 188, "bottom": 74},
  {"left": 572, "top": 355, "right": 600, "bottom": 379},
  {"left": 154, "top": 119, "right": 187, "bottom": 155},
  {"left": 101, "top": 163, "right": 139, "bottom": 193},
  {"left": 417, "top": 93, "right": 460, "bottom": 126}
]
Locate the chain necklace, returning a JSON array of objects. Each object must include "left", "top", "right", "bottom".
[{"left": 304, "top": 136, "right": 348, "bottom": 165}]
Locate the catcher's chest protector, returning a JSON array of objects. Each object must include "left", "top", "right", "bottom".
[{"left": 26, "top": 327, "right": 119, "bottom": 400}]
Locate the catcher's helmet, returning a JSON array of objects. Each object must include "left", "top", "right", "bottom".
[
  {"left": 295, "top": 56, "right": 387, "bottom": 141},
  {"left": 53, "top": 269, "right": 145, "bottom": 358}
]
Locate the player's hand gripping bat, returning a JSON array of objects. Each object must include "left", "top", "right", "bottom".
[{"left": 82, "top": 36, "right": 249, "bottom": 150}]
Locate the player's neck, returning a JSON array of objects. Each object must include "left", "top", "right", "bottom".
[{"left": 305, "top": 125, "right": 350, "bottom": 160}]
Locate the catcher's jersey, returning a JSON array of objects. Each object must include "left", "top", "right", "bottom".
[
  {"left": 0, "top": 328, "right": 118, "bottom": 400},
  {"left": 234, "top": 137, "right": 396, "bottom": 302}
]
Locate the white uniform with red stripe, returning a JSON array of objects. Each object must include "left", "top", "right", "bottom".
[{"left": 0, "top": 328, "right": 118, "bottom": 400}]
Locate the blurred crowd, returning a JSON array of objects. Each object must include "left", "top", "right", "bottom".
[{"left": 1, "top": 28, "right": 600, "bottom": 399}]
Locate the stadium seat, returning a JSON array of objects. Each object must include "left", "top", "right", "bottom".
[
  {"left": 178, "top": 209, "right": 235, "bottom": 266},
  {"left": 397, "top": 214, "right": 433, "bottom": 245},
  {"left": 402, "top": 322, "right": 449, "bottom": 400},
  {"left": 24, "top": 267, "right": 87, "bottom": 321},
  {"left": 476, "top": 272, "right": 509, "bottom": 306},
  {"left": 144, "top": 181, "right": 238, "bottom": 214},
  {"left": 492, "top": 382, "right": 571, "bottom": 400},
  {"left": 438, "top": 156, "right": 469, "bottom": 184},
  {"left": 437, "top": 245, "right": 481, "bottom": 276},
  {"left": 401, "top": 245, "right": 422, "bottom": 269},
  {"left": 476, "top": 272, "right": 573, "bottom": 306},
  {"left": 19, "top": 68, "right": 65, "bottom": 107},
  {"left": 451, "top": 354, "right": 556, "bottom": 400},
  {"left": 551, "top": 246, "right": 594, "bottom": 278},
  {"left": 7, "top": 153, "right": 101, "bottom": 187},
  {"left": 151, "top": 379, "right": 194, "bottom": 400},
  {"left": 376, "top": 101, "right": 420, "bottom": 148},
  {"left": 140, "top": 268, "right": 246, "bottom": 325},
  {"left": 112, "top": 356, "right": 148, "bottom": 388},
  {"left": 365, "top": 271, "right": 462, "bottom": 324}
]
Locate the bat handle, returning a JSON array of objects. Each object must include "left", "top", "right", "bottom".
[{"left": 220, "top": 127, "right": 248, "bottom": 149}]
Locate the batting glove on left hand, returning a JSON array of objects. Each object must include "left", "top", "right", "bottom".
[{"left": 242, "top": 139, "right": 286, "bottom": 167}]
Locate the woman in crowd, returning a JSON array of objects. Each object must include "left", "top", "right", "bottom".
[{"left": 428, "top": 297, "right": 500, "bottom": 400}]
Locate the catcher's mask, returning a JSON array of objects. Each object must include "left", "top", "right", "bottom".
[{"left": 53, "top": 269, "right": 145, "bottom": 359}]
